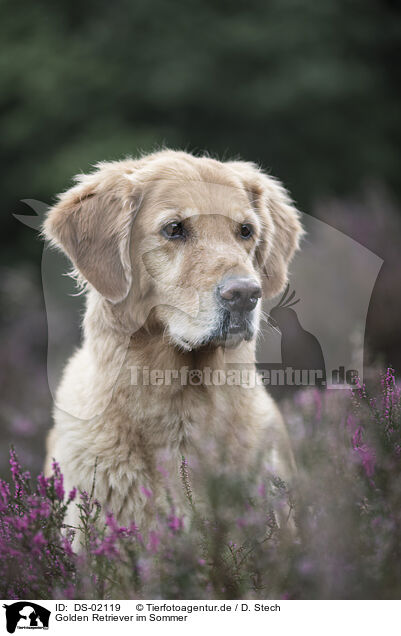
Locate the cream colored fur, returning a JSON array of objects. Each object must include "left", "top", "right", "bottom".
[{"left": 43, "top": 150, "right": 303, "bottom": 535}]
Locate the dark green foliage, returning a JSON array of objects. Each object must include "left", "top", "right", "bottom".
[{"left": 2, "top": 0, "right": 401, "bottom": 263}]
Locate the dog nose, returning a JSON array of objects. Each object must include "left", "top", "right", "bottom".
[{"left": 218, "top": 277, "right": 262, "bottom": 313}]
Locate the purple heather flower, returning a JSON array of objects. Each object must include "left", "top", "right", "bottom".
[
  {"left": 9, "top": 448, "right": 21, "bottom": 486},
  {"left": 12, "top": 417, "right": 36, "bottom": 436},
  {"left": 37, "top": 473, "right": 49, "bottom": 497},
  {"left": 68, "top": 487, "right": 77, "bottom": 501},
  {"left": 51, "top": 461, "right": 65, "bottom": 500},
  {"left": 0, "top": 479, "right": 10, "bottom": 504},
  {"left": 105, "top": 511, "right": 125, "bottom": 535},
  {"left": 147, "top": 531, "right": 160, "bottom": 553},
  {"left": 140, "top": 486, "right": 153, "bottom": 499},
  {"left": 257, "top": 483, "right": 266, "bottom": 497},
  {"left": 167, "top": 515, "right": 183, "bottom": 533},
  {"left": 236, "top": 517, "right": 248, "bottom": 528},
  {"left": 33, "top": 531, "right": 46, "bottom": 547},
  {"left": 352, "top": 426, "right": 376, "bottom": 477},
  {"left": 61, "top": 536, "right": 75, "bottom": 557},
  {"left": 93, "top": 537, "right": 120, "bottom": 558}
]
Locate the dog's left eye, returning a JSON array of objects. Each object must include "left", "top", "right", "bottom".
[
  {"left": 162, "top": 221, "right": 185, "bottom": 239},
  {"left": 239, "top": 223, "right": 254, "bottom": 239}
]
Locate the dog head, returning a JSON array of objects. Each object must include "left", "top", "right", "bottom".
[{"left": 43, "top": 150, "right": 303, "bottom": 351}]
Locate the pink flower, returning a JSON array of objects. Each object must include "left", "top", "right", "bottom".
[
  {"left": 140, "top": 486, "right": 153, "bottom": 499},
  {"left": 236, "top": 517, "right": 248, "bottom": 528},
  {"left": 257, "top": 483, "right": 266, "bottom": 497},
  {"left": 37, "top": 473, "right": 49, "bottom": 497},
  {"left": 33, "top": 531, "right": 46, "bottom": 547},
  {"left": 52, "top": 461, "right": 65, "bottom": 500},
  {"left": 68, "top": 487, "right": 77, "bottom": 501},
  {"left": 12, "top": 417, "right": 36, "bottom": 436},
  {"left": 9, "top": 448, "right": 21, "bottom": 485},
  {"left": 0, "top": 479, "right": 10, "bottom": 504},
  {"left": 61, "top": 536, "right": 75, "bottom": 557},
  {"left": 352, "top": 426, "right": 375, "bottom": 477},
  {"left": 147, "top": 531, "right": 160, "bottom": 553},
  {"left": 168, "top": 515, "right": 183, "bottom": 533}
]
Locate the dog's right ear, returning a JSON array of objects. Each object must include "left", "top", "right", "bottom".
[{"left": 43, "top": 162, "right": 140, "bottom": 303}]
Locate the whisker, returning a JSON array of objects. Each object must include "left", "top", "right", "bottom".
[{"left": 259, "top": 312, "right": 282, "bottom": 335}]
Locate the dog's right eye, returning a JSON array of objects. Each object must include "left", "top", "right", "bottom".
[{"left": 162, "top": 221, "right": 186, "bottom": 239}]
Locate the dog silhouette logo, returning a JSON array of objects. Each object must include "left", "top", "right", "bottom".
[
  {"left": 3, "top": 602, "right": 50, "bottom": 633},
  {"left": 269, "top": 284, "right": 326, "bottom": 387}
]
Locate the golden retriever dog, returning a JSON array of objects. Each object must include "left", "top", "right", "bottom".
[{"left": 43, "top": 149, "right": 303, "bottom": 535}]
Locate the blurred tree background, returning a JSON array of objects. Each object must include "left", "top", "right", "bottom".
[
  {"left": 0, "top": 0, "right": 401, "bottom": 475},
  {"left": 1, "top": 0, "right": 400, "bottom": 261}
]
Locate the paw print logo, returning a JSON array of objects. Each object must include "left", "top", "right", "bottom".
[{"left": 188, "top": 369, "right": 203, "bottom": 386}]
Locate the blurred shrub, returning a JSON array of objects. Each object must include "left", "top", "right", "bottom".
[{"left": 1, "top": 0, "right": 401, "bottom": 262}]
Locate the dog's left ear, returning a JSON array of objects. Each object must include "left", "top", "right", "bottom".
[
  {"left": 227, "top": 161, "right": 304, "bottom": 299},
  {"left": 43, "top": 162, "right": 140, "bottom": 303}
]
